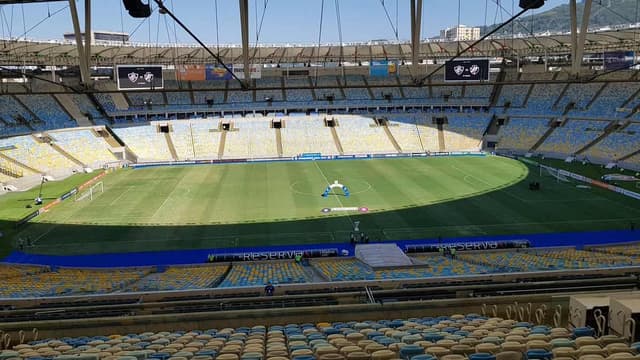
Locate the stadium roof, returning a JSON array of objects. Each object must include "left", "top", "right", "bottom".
[{"left": 0, "top": 28, "right": 638, "bottom": 66}]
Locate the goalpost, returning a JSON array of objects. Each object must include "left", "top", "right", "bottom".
[
  {"left": 539, "top": 166, "right": 571, "bottom": 183},
  {"left": 75, "top": 182, "right": 104, "bottom": 202}
]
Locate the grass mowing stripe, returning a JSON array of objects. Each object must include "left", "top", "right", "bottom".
[{"left": 9, "top": 156, "right": 640, "bottom": 255}]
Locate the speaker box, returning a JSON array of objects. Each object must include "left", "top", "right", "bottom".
[
  {"left": 519, "top": 0, "right": 544, "bottom": 10},
  {"left": 123, "top": 0, "right": 151, "bottom": 18}
]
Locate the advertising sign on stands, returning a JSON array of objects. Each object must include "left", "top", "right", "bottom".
[
  {"left": 233, "top": 64, "right": 262, "bottom": 79},
  {"left": 604, "top": 51, "right": 635, "bottom": 71},
  {"left": 205, "top": 64, "right": 234, "bottom": 80},
  {"left": 176, "top": 64, "right": 206, "bottom": 81}
]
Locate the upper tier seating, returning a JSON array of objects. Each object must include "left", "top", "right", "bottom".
[
  {"left": 285, "top": 77, "right": 314, "bottom": 103},
  {"left": 537, "top": 119, "right": 611, "bottom": 155},
  {"left": 93, "top": 93, "right": 119, "bottom": 112},
  {"left": 127, "top": 92, "right": 166, "bottom": 107},
  {"left": 114, "top": 125, "right": 173, "bottom": 161},
  {"left": 71, "top": 94, "right": 110, "bottom": 125},
  {"left": 586, "top": 82, "right": 638, "bottom": 117},
  {"left": 556, "top": 83, "right": 602, "bottom": 114},
  {"left": 510, "top": 83, "right": 565, "bottom": 115},
  {"left": 496, "top": 118, "right": 550, "bottom": 152},
  {"left": 191, "top": 80, "right": 226, "bottom": 105},
  {"left": 16, "top": 94, "right": 76, "bottom": 130},
  {"left": 49, "top": 129, "right": 117, "bottom": 166},
  {"left": 0, "top": 95, "right": 38, "bottom": 134},
  {"left": 497, "top": 84, "right": 530, "bottom": 108},
  {"left": 463, "top": 83, "right": 492, "bottom": 102}
]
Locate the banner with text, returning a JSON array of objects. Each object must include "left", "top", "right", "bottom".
[
  {"left": 176, "top": 64, "right": 206, "bottom": 81},
  {"left": 233, "top": 64, "right": 262, "bottom": 79},
  {"left": 369, "top": 60, "right": 397, "bottom": 77},
  {"left": 205, "top": 64, "right": 234, "bottom": 80},
  {"left": 604, "top": 51, "right": 635, "bottom": 71}
]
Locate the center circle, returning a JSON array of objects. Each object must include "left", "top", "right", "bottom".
[{"left": 290, "top": 178, "right": 372, "bottom": 196}]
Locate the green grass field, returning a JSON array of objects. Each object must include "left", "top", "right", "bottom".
[{"left": 6, "top": 155, "right": 640, "bottom": 256}]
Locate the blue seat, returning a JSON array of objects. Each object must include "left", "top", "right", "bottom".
[
  {"left": 526, "top": 350, "right": 553, "bottom": 360},
  {"left": 399, "top": 344, "right": 424, "bottom": 360},
  {"left": 292, "top": 356, "right": 316, "bottom": 360},
  {"left": 469, "top": 353, "right": 496, "bottom": 360},
  {"left": 572, "top": 327, "right": 595, "bottom": 338},
  {"left": 410, "top": 355, "right": 435, "bottom": 360},
  {"left": 423, "top": 334, "right": 444, "bottom": 343}
]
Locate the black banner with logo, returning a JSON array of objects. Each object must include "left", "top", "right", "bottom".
[
  {"left": 207, "top": 248, "right": 338, "bottom": 262},
  {"left": 444, "top": 59, "right": 490, "bottom": 82},
  {"left": 405, "top": 240, "right": 530, "bottom": 253},
  {"left": 116, "top": 65, "right": 164, "bottom": 90}
]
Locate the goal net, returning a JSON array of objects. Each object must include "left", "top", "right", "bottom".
[
  {"left": 75, "top": 182, "right": 104, "bottom": 202},
  {"left": 540, "top": 167, "right": 571, "bottom": 183}
]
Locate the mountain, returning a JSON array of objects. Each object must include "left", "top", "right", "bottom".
[{"left": 480, "top": 0, "right": 639, "bottom": 36}]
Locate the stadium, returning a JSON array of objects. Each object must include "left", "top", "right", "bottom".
[{"left": 2, "top": 0, "right": 640, "bottom": 358}]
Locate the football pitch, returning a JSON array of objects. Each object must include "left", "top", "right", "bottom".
[{"left": 12, "top": 155, "right": 640, "bottom": 255}]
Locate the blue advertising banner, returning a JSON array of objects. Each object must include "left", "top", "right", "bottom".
[
  {"left": 370, "top": 60, "right": 389, "bottom": 77},
  {"left": 604, "top": 51, "right": 635, "bottom": 71},
  {"left": 205, "top": 64, "right": 234, "bottom": 80}
]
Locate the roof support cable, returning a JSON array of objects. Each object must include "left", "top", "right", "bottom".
[
  {"left": 417, "top": 5, "right": 530, "bottom": 86},
  {"left": 314, "top": 0, "right": 325, "bottom": 86},
  {"left": 152, "top": 0, "right": 246, "bottom": 89}
]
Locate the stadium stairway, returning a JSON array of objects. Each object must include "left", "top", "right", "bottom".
[
  {"left": 0, "top": 152, "right": 43, "bottom": 175},
  {"left": 275, "top": 127, "right": 283, "bottom": 157},
  {"left": 616, "top": 146, "right": 640, "bottom": 163},
  {"left": 111, "top": 93, "right": 130, "bottom": 111},
  {"left": 361, "top": 77, "right": 376, "bottom": 99},
  {"left": 330, "top": 127, "right": 344, "bottom": 155},
  {"left": 307, "top": 76, "right": 318, "bottom": 100},
  {"left": 575, "top": 120, "right": 623, "bottom": 156},
  {"left": 382, "top": 125, "right": 402, "bottom": 153},
  {"left": 54, "top": 94, "right": 92, "bottom": 126},
  {"left": 164, "top": 132, "right": 179, "bottom": 161},
  {"left": 529, "top": 119, "right": 561, "bottom": 152},
  {"left": 45, "top": 136, "right": 87, "bottom": 168},
  {"left": 355, "top": 243, "right": 413, "bottom": 268},
  {"left": 437, "top": 124, "right": 446, "bottom": 151},
  {"left": 218, "top": 131, "right": 227, "bottom": 158}
]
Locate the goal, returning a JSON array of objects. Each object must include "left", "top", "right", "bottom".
[
  {"left": 75, "top": 182, "right": 104, "bottom": 202},
  {"left": 540, "top": 166, "right": 571, "bottom": 183}
]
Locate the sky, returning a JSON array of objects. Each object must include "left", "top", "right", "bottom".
[{"left": 0, "top": 0, "right": 568, "bottom": 45}]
